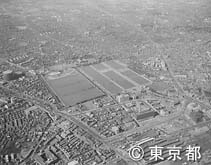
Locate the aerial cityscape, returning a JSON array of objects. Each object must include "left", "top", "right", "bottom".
[{"left": 0, "top": 0, "right": 211, "bottom": 165}]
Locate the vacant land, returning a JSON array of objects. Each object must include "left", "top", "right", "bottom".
[
  {"left": 47, "top": 70, "right": 104, "bottom": 106},
  {"left": 104, "top": 60, "right": 126, "bottom": 70},
  {"left": 81, "top": 61, "right": 151, "bottom": 93},
  {"left": 121, "top": 70, "right": 151, "bottom": 85},
  {"left": 81, "top": 66, "right": 123, "bottom": 94},
  {"left": 104, "top": 70, "right": 135, "bottom": 89},
  {"left": 92, "top": 63, "right": 108, "bottom": 71}
]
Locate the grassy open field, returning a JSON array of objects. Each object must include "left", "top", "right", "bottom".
[
  {"left": 104, "top": 60, "right": 126, "bottom": 70},
  {"left": 81, "top": 66, "right": 123, "bottom": 94},
  {"left": 104, "top": 70, "right": 135, "bottom": 89},
  {"left": 82, "top": 60, "right": 158, "bottom": 93},
  {"left": 92, "top": 63, "right": 108, "bottom": 71},
  {"left": 47, "top": 70, "right": 104, "bottom": 106},
  {"left": 121, "top": 69, "right": 151, "bottom": 85}
]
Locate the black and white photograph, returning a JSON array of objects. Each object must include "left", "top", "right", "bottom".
[{"left": 0, "top": 0, "right": 211, "bottom": 164}]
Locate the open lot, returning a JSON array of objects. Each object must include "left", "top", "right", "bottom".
[
  {"left": 81, "top": 60, "right": 151, "bottom": 93},
  {"left": 104, "top": 60, "right": 126, "bottom": 70},
  {"left": 80, "top": 66, "right": 123, "bottom": 94},
  {"left": 103, "top": 70, "right": 135, "bottom": 89},
  {"left": 92, "top": 63, "right": 108, "bottom": 71},
  {"left": 121, "top": 69, "right": 151, "bottom": 85},
  {"left": 46, "top": 70, "right": 104, "bottom": 106}
]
